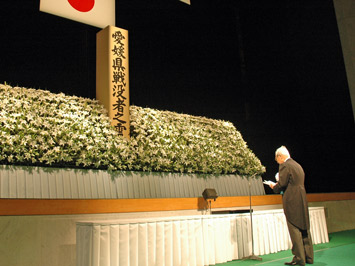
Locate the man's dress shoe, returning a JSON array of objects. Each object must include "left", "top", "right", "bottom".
[{"left": 284, "top": 261, "right": 305, "bottom": 266}]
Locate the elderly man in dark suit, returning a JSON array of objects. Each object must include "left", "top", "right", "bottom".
[{"left": 269, "top": 146, "right": 314, "bottom": 266}]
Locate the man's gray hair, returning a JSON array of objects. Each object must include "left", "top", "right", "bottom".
[{"left": 275, "top": 146, "right": 290, "bottom": 157}]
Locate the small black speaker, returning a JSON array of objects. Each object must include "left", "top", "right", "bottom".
[{"left": 202, "top": 188, "right": 218, "bottom": 201}]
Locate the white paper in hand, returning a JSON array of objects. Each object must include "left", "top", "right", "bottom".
[{"left": 263, "top": 180, "right": 276, "bottom": 186}]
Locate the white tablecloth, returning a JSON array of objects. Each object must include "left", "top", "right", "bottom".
[{"left": 76, "top": 207, "right": 328, "bottom": 266}]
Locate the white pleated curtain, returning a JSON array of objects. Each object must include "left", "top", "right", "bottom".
[{"left": 76, "top": 207, "right": 329, "bottom": 266}]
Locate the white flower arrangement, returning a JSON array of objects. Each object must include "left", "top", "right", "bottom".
[{"left": 0, "top": 84, "right": 265, "bottom": 176}]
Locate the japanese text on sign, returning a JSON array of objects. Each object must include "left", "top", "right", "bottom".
[{"left": 111, "top": 30, "right": 127, "bottom": 136}]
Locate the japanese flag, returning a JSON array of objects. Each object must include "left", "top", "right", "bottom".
[{"left": 40, "top": 0, "right": 115, "bottom": 28}]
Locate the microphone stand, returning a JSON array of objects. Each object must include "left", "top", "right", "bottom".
[{"left": 242, "top": 174, "right": 262, "bottom": 261}]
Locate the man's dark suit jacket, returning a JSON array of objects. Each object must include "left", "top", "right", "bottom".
[{"left": 273, "top": 158, "right": 310, "bottom": 230}]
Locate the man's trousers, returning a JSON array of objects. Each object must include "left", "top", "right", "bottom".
[{"left": 287, "top": 220, "right": 314, "bottom": 264}]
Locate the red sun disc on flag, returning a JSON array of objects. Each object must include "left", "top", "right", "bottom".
[{"left": 68, "top": 0, "right": 95, "bottom": 12}]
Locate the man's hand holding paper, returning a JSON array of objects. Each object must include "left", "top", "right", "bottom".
[{"left": 263, "top": 180, "right": 276, "bottom": 186}]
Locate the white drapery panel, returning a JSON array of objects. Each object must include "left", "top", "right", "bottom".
[
  {"left": 0, "top": 165, "right": 265, "bottom": 199},
  {"left": 76, "top": 207, "right": 328, "bottom": 266}
]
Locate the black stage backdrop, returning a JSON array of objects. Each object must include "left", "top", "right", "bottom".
[{"left": 0, "top": 0, "right": 354, "bottom": 193}]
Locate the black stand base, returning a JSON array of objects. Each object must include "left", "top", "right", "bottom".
[{"left": 242, "top": 254, "right": 262, "bottom": 261}]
